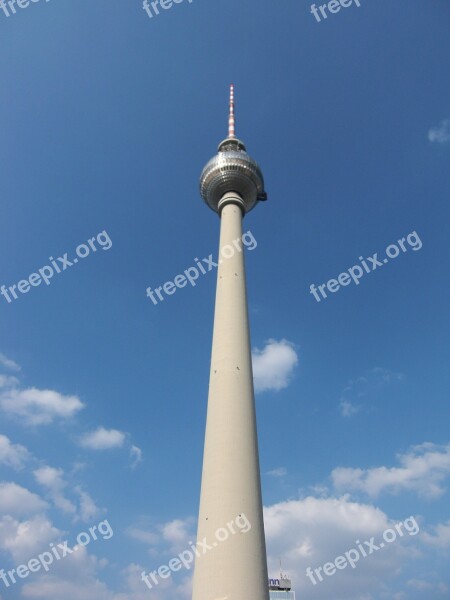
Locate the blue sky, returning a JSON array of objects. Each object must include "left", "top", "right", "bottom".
[{"left": 0, "top": 0, "right": 449, "bottom": 598}]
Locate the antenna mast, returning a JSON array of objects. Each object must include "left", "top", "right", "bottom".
[{"left": 228, "top": 84, "right": 235, "bottom": 138}]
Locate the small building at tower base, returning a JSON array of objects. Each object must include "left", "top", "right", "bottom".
[{"left": 269, "top": 577, "right": 296, "bottom": 600}]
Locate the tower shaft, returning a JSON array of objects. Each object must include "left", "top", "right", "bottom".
[{"left": 192, "top": 197, "right": 269, "bottom": 600}]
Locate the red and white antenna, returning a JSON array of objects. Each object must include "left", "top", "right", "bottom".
[{"left": 228, "top": 83, "right": 235, "bottom": 138}]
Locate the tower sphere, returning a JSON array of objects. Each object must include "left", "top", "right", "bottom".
[{"left": 200, "top": 137, "right": 266, "bottom": 214}]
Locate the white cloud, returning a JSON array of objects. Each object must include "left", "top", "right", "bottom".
[
  {"left": 0, "top": 356, "right": 84, "bottom": 427},
  {"left": 407, "top": 578, "right": 448, "bottom": 593},
  {"left": 25, "top": 462, "right": 100, "bottom": 522},
  {"left": 370, "top": 367, "right": 404, "bottom": 384},
  {"left": 332, "top": 442, "right": 450, "bottom": 499},
  {"left": 0, "top": 353, "right": 21, "bottom": 371},
  {"left": 422, "top": 519, "right": 450, "bottom": 548},
  {"left": 21, "top": 547, "right": 114, "bottom": 600},
  {"left": 126, "top": 516, "right": 195, "bottom": 554},
  {"left": 34, "top": 466, "right": 77, "bottom": 515},
  {"left": 339, "top": 368, "right": 404, "bottom": 417},
  {"left": 0, "top": 482, "right": 48, "bottom": 516},
  {"left": 264, "top": 495, "right": 420, "bottom": 600},
  {"left": 19, "top": 543, "right": 188, "bottom": 600},
  {"left": 339, "top": 400, "right": 360, "bottom": 417},
  {"left": 34, "top": 465, "right": 66, "bottom": 488},
  {"left": 0, "top": 434, "right": 30, "bottom": 469},
  {"left": 75, "top": 487, "right": 102, "bottom": 522},
  {"left": 117, "top": 562, "right": 191, "bottom": 600},
  {"left": 126, "top": 527, "right": 160, "bottom": 545},
  {"left": 252, "top": 339, "right": 298, "bottom": 393},
  {"left": 0, "top": 387, "right": 84, "bottom": 426},
  {"left": 130, "top": 445, "right": 143, "bottom": 469},
  {"left": 22, "top": 577, "right": 113, "bottom": 600},
  {"left": 79, "top": 427, "right": 126, "bottom": 450},
  {"left": 0, "top": 374, "right": 20, "bottom": 388},
  {"left": 161, "top": 517, "right": 195, "bottom": 552},
  {"left": 428, "top": 119, "right": 450, "bottom": 143},
  {"left": 0, "top": 514, "right": 60, "bottom": 562},
  {"left": 267, "top": 467, "right": 287, "bottom": 478}
]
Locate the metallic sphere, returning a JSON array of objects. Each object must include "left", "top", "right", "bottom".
[{"left": 200, "top": 138, "right": 266, "bottom": 214}]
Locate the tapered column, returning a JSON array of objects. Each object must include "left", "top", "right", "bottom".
[{"left": 192, "top": 197, "right": 269, "bottom": 600}]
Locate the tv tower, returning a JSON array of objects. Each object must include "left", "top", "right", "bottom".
[{"left": 192, "top": 86, "right": 269, "bottom": 600}]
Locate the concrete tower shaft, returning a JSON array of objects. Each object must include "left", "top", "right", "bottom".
[{"left": 191, "top": 197, "right": 269, "bottom": 600}]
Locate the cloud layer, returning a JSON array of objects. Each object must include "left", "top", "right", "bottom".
[{"left": 332, "top": 442, "right": 450, "bottom": 499}]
